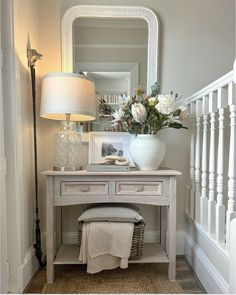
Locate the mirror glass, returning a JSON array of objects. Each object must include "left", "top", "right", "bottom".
[{"left": 72, "top": 17, "right": 148, "bottom": 131}]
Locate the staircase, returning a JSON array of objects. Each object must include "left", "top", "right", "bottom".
[{"left": 184, "top": 60, "right": 236, "bottom": 293}]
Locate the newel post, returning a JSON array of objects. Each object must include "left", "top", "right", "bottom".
[{"left": 229, "top": 59, "right": 236, "bottom": 294}]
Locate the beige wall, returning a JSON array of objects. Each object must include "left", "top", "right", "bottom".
[{"left": 37, "top": 0, "right": 235, "bottom": 254}]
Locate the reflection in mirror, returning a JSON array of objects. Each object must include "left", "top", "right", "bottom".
[
  {"left": 73, "top": 17, "right": 148, "bottom": 92},
  {"left": 72, "top": 17, "right": 148, "bottom": 132}
]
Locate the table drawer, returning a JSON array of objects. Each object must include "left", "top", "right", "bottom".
[
  {"left": 115, "top": 181, "right": 163, "bottom": 196},
  {"left": 60, "top": 181, "right": 109, "bottom": 196}
]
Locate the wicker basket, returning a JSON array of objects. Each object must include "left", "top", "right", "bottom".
[{"left": 78, "top": 220, "right": 145, "bottom": 259}]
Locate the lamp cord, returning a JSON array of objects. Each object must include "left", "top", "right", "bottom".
[{"left": 28, "top": 49, "right": 45, "bottom": 267}]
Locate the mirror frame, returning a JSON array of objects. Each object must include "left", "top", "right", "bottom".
[{"left": 62, "top": 5, "right": 159, "bottom": 92}]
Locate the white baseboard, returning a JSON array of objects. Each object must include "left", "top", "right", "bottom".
[
  {"left": 0, "top": 261, "right": 9, "bottom": 293},
  {"left": 18, "top": 246, "right": 39, "bottom": 293},
  {"left": 185, "top": 233, "right": 229, "bottom": 293}
]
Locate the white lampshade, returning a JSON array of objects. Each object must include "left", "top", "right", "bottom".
[{"left": 40, "top": 72, "right": 96, "bottom": 121}]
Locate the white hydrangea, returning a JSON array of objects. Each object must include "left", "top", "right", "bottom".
[{"left": 155, "top": 94, "right": 176, "bottom": 114}]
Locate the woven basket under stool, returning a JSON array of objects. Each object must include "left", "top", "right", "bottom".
[{"left": 78, "top": 220, "right": 145, "bottom": 259}]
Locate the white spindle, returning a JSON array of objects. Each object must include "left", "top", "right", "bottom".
[
  {"left": 216, "top": 87, "right": 227, "bottom": 243},
  {"left": 190, "top": 102, "right": 196, "bottom": 219},
  {"left": 200, "top": 96, "right": 208, "bottom": 227},
  {"left": 226, "top": 82, "right": 236, "bottom": 249},
  {"left": 208, "top": 92, "right": 217, "bottom": 234},
  {"left": 195, "top": 100, "right": 202, "bottom": 223}
]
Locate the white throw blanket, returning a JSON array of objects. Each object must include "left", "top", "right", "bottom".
[{"left": 79, "top": 221, "right": 134, "bottom": 273}]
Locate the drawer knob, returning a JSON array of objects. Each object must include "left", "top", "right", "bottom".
[
  {"left": 80, "top": 185, "right": 89, "bottom": 192},
  {"left": 135, "top": 185, "right": 143, "bottom": 192}
]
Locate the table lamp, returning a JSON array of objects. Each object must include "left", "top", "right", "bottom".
[{"left": 40, "top": 73, "right": 96, "bottom": 171}]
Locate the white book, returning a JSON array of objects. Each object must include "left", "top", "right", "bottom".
[{"left": 87, "top": 164, "right": 130, "bottom": 172}]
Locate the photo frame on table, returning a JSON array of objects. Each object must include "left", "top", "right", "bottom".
[{"left": 89, "top": 132, "right": 135, "bottom": 167}]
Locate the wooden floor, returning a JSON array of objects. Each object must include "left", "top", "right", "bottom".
[{"left": 25, "top": 257, "right": 206, "bottom": 294}]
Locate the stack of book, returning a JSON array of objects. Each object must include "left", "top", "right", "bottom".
[{"left": 87, "top": 163, "right": 130, "bottom": 172}]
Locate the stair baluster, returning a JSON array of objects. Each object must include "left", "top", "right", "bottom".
[
  {"left": 208, "top": 92, "right": 217, "bottom": 234},
  {"left": 200, "top": 96, "right": 209, "bottom": 227},
  {"left": 195, "top": 100, "right": 202, "bottom": 223},
  {"left": 226, "top": 82, "right": 236, "bottom": 249},
  {"left": 215, "top": 88, "right": 227, "bottom": 243},
  {"left": 189, "top": 102, "right": 196, "bottom": 219}
]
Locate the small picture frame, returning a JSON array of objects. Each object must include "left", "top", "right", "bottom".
[{"left": 89, "top": 132, "right": 134, "bottom": 166}]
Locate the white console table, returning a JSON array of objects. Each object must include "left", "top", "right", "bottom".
[{"left": 43, "top": 169, "right": 181, "bottom": 283}]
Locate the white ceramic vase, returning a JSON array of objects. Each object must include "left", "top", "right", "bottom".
[{"left": 129, "top": 134, "right": 166, "bottom": 170}]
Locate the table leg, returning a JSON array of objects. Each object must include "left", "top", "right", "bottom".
[
  {"left": 160, "top": 207, "right": 167, "bottom": 252},
  {"left": 46, "top": 176, "right": 54, "bottom": 283},
  {"left": 56, "top": 207, "right": 62, "bottom": 251},
  {"left": 168, "top": 176, "right": 176, "bottom": 281}
]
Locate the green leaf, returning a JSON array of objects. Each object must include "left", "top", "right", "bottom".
[{"left": 173, "top": 109, "right": 181, "bottom": 117}]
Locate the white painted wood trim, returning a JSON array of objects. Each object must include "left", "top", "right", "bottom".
[
  {"left": 208, "top": 93, "right": 216, "bottom": 234},
  {"left": 17, "top": 246, "right": 39, "bottom": 293},
  {"left": 185, "top": 233, "right": 229, "bottom": 294},
  {"left": 189, "top": 103, "right": 196, "bottom": 220},
  {"left": 74, "top": 18, "right": 148, "bottom": 29},
  {"left": 185, "top": 70, "right": 234, "bottom": 105},
  {"left": 1, "top": 0, "right": 26, "bottom": 292},
  {"left": 194, "top": 100, "right": 202, "bottom": 223},
  {"left": 61, "top": 5, "right": 159, "bottom": 92},
  {"left": 0, "top": 1, "right": 8, "bottom": 291},
  {"left": 226, "top": 101, "right": 236, "bottom": 249},
  {"left": 229, "top": 218, "right": 236, "bottom": 293},
  {"left": 185, "top": 212, "right": 229, "bottom": 260},
  {"left": 200, "top": 97, "right": 208, "bottom": 228},
  {"left": 216, "top": 104, "right": 226, "bottom": 243}
]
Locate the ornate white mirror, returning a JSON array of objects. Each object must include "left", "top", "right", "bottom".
[{"left": 62, "top": 6, "right": 159, "bottom": 131}]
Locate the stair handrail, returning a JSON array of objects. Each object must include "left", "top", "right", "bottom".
[{"left": 185, "top": 70, "right": 234, "bottom": 105}]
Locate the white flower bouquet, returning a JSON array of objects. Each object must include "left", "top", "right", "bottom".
[{"left": 111, "top": 82, "right": 188, "bottom": 135}]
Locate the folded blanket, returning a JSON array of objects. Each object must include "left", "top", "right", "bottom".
[{"left": 79, "top": 221, "right": 134, "bottom": 273}]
